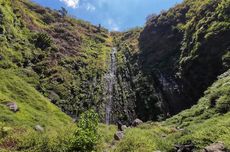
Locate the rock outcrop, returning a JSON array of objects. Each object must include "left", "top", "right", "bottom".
[
  {"left": 34, "top": 125, "right": 44, "bottom": 132},
  {"left": 114, "top": 131, "right": 124, "bottom": 141},
  {"left": 5, "top": 102, "right": 19, "bottom": 112},
  {"left": 203, "top": 142, "right": 228, "bottom": 152},
  {"left": 131, "top": 119, "right": 143, "bottom": 127},
  {"left": 174, "top": 142, "right": 195, "bottom": 152}
]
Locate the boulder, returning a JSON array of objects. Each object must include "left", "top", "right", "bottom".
[
  {"left": 203, "top": 142, "right": 227, "bottom": 152},
  {"left": 34, "top": 125, "right": 44, "bottom": 132},
  {"left": 131, "top": 119, "right": 143, "bottom": 127},
  {"left": 114, "top": 131, "right": 124, "bottom": 141},
  {"left": 5, "top": 102, "right": 19, "bottom": 112},
  {"left": 121, "top": 125, "right": 127, "bottom": 131}
]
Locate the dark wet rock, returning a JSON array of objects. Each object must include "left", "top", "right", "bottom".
[
  {"left": 0, "top": 27, "right": 3, "bottom": 34},
  {"left": 5, "top": 102, "right": 19, "bottom": 112},
  {"left": 0, "top": 55, "right": 3, "bottom": 60},
  {"left": 174, "top": 141, "right": 195, "bottom": 152},
  {"left": 131, "top": 119, "right": 143, "bottom": 127},
  {"left": 117, "top": 121, "right": 123, "bottom": 131},
  {"left": 34, "top": 125, "right": 44, "bottom": 132},
  {"left": 114, "top": 131, "right": 124, "bottom": 141},
  {"left": 203, "top": 142, "right": 228, "bottom": 152}
]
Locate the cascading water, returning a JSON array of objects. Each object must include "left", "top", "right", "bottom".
[{"left": 104, "top": 47, "right": 117, "bottom": 125}]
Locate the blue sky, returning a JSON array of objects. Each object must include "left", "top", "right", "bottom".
[{"left": 32, "top": 0, "right": 183, "bottom": 31}]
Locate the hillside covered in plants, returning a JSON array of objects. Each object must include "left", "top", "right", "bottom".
[
  {"left": 0, "top": 0, "right": 113, "bottom": 120},
  {"left": 0, "top": 0, "right": 229, "bottom": 151}
]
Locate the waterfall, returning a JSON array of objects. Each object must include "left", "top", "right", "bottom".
[{"left": 104, "top": 47, "right": 117, "bottom": 125}]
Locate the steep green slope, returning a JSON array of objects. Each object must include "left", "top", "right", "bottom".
[
  {"left": 0, "top": 0, "right": 112, "bottom": 151},
  {"left": 0, "top": 69, "right": 115, "bottom": 151},
  {"left": 0, "top": 69, "right": 71, "bottom": 127},
  {"left": 0, "top": 69, "right": 75, "bottom": 151},
  {"left": 0, "top": 0, "right": 112, "bottom": 120}
]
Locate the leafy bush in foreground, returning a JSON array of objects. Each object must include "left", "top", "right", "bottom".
[{"left": 70, "top": 110, "right": 99, "bottom": 152}]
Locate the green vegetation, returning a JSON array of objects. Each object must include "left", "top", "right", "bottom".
[
  {"left": 32, "top": 33, "right": 52, "bottom": 50},
  {"left": 97, "top": 124, "right": 117, "bottom": 151},
  {"left": 110, "top": 0, "right": 230, "bottom": 122},
  {"left": 0, "top": 69, "right": 71, "bottom": 127},
  {"left": 0, "top": 73, "right": 114, "bottom": 151},
  {"left": 0, "top": 0, "right": 229, "bottom": 151},
  {"left": 70, "top": 110, "right": 99, "bottom": 152},
  {"left": 179, "top": 0, "right": 230, "bottom": 94},
  {"left": 0, "top": 0, "right": 111, "bottom": 119},
  {"left": 0, "top": 0, "right": 111, "bottom": 151},
  {"left": 0, "top": 69, "right": 75, "bottom": 151},
  {"left": 110, "top": 70, "right": 230, "bottom": 152}
]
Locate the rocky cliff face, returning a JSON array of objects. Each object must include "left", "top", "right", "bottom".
[
  {"left": 140, "top": 0, "right": 230, "bottom": 116},
  {"left": 109, "top": 0, "right": 230, "bottom": 122}
]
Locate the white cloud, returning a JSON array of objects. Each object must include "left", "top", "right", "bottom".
[
  {"left": 59, "top": 0, "right": 80, "bottom": 8},
  {"left": 85, "top": 3, "right": 96, "bottom": 12},
  {"left": 107, "top": 18, "right": 120, "bottom": 31}
]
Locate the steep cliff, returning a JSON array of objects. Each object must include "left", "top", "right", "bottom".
[
  {"left": 109, "top": 0, "right": 230, "bottom": 122},
  {"left": 140, "top": 0, "right": 230, "bottom": 115}
]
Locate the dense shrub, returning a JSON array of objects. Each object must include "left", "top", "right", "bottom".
[
  {"left": 216, "top": 95, "right": 230, "bottom": 114},
  {"left": 32, "top": 33, "right": 52, "bottom": 50},
  {"left": 70, "top": 110, "right": 99, "bottom": 152},
  {"left": 43, "top": 13, "right": 56, "bottom": 24}
]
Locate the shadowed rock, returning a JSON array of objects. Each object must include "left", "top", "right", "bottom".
[
  {"left": 117, "top": 121, "right": 123, "bottom": 131},
  {"left": 131, "top": 118, "right": 143, "bottom": 127},
  {"left": 114, "top": 131, "right": 124, "bottom": 140}
]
